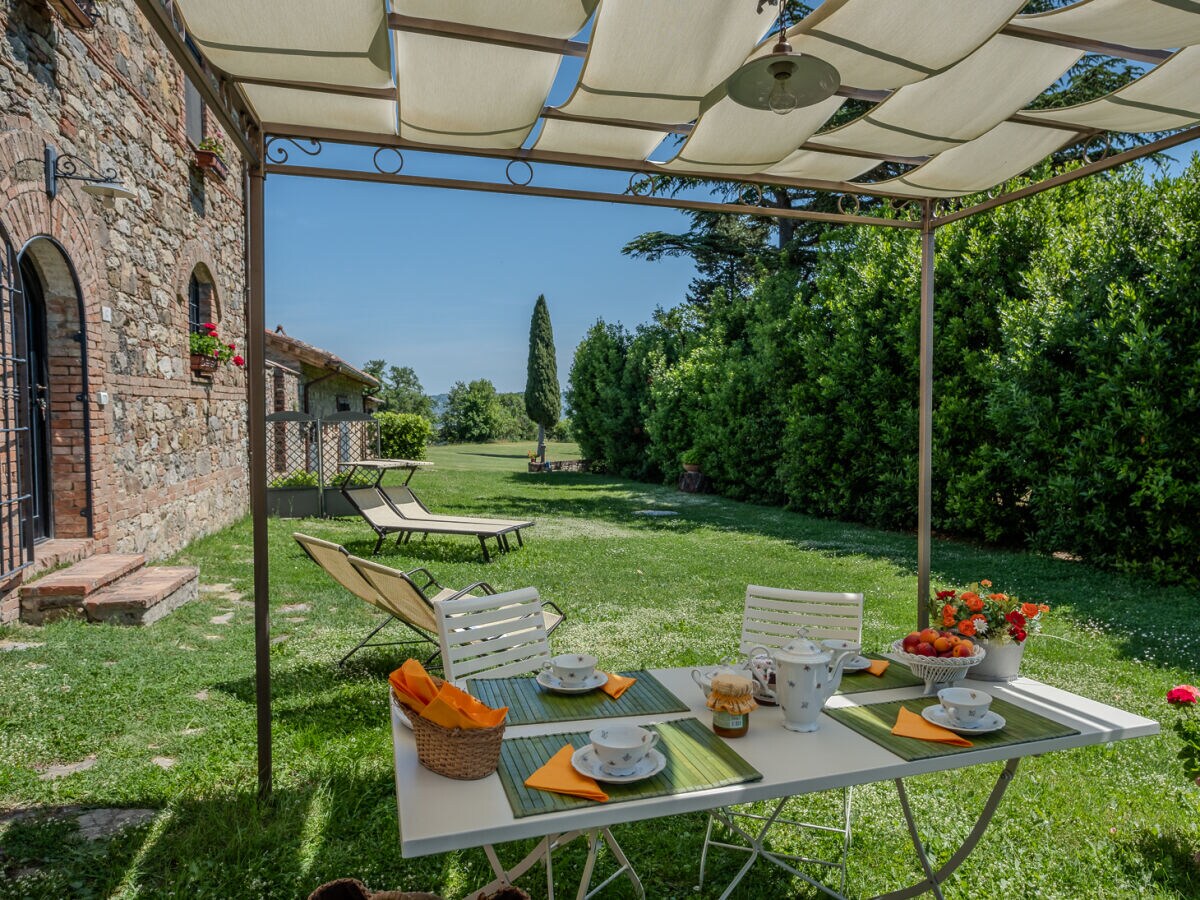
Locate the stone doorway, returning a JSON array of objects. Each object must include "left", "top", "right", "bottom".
[{"left": 16, "top": 238, "right": 93, "bottom": 542}]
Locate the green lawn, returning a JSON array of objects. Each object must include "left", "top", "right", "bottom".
[{"left": 1, "top": 441, "right": 1197, "bottom": 899}]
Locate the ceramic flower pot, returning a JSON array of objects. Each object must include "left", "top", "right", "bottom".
[
  {"left": 970, "top": 638, "right": 1025, "bottom": 682},
  {"left": 190, "top": 352, "right": 218, "bottom": 374}
]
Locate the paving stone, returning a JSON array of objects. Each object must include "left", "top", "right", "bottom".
[
  {"left": 284, "top": 616, "right": 306, "bottom": 623},
  {"left": 151, "top": 756, "right": 175, "bottom": 769},
  {"left": 0, "top": 640, "right": 44, "bottom": 652},
  {"left": 210, "top": 612, "right": 234, "bottom": 625},
  {"left": 26, "top": 662, "right": 48, "bottom": 670},
  {"left": 202, "top": 583, "right": 234, "bottom": 593},
  {"left": 280, "top": 603, "right": 310, "bottom": 614},
  {"left": 180, "top": 727, "right": 205, "bottom": 736},
  {"left": 37, "top": 756, "right": 96, "bottom": 781},
  {"left": 203, "top": 634, "right": 223, "bottom": 641},
  {"left": 271, "top": 634, "right": 290, "bottom": 645},
  {"left": 75, "top": 808, "right": 158, "bottom": 841},
  {"left": 194, "top": 690, "right": 209, "bottom": 701}
]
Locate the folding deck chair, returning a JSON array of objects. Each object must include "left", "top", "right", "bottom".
[
  {"left": 698, "top": 585, "right": 864, "bottom": 899},
  {"left": 294, "top": 532, "right": 491, "bottom": 668},
  {"left": 434, "top": 588, "right": 639, "bottom": 900},
  {"left": 342, "top": 487, "right": 527, "bottom": 561}
]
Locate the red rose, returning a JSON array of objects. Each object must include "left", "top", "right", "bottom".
[
  {"left": 1006, "top": 610, "right": 1026, "bottom": 628},
  {"left": 936, "top": 590, "right": 957, "bottom": 600},
  {"left": 232, "top": 355, "right": 245, "bottom": 367}
]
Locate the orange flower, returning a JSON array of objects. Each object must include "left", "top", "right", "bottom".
[
  {"left": 965, "top": 595, "right": 984, "bottom": 612},
  {"left": 988, "top": 593, "right": 1007, "bottom": 602},
  {"left": 957, "top": 619, "right": 977, "bottom": 636},
  {"left": 971, "top": 613, "right": 987, "bottom": 622},
  {"left": 1021, "top": 602, "right": 1040, "bottom": 618},
  {"left": 942, "top": 604, "right": 957, "bottom": 626},
  {"left": 1037, "top": 603, "right": 1050, "bottom": 614},
  {"left": 960, "top": 591, "right": 981, "bottom": 606},
  {"left": 980, "top": 579, "right": 992, "bottom": 588}
]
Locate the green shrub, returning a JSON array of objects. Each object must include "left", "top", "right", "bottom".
[
  {"left": 268, "top": 471, "right": 319, "bottom": 489},
  {"left": 375, "top": 411, "right": 432, "bottom": 460}
]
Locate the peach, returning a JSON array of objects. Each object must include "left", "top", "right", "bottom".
[
  {"left": 915, "top": 642, "right": 935, "bottom": 657},
  {"left": 919, "top": 628, "right": 940, "bottom": 644}
]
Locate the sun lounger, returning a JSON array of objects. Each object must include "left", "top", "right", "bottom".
[
  {"left": 342, "top": 487, "right": 528, "bottom": 561},
  {"left": 293, "top": 532, "right": 491, "bottom": 668},
  {"left": 381, "top": 485, "right": 534, "bottom": 535}
]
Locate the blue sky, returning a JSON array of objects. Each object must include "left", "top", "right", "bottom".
[{"left": 264, "top": 134, "right": 1200, "bottom": 396}]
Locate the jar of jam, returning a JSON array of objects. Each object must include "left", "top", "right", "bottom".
[{"left": 706, "top": 673, "right": 757, "bottom": 738}]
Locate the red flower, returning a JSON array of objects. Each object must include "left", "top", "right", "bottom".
[
  {"left": 227, "top": 343, "right": 236, "bottom": 351},
  {"left": 232, "top": 355, "right": 245, "bottom": 367},
  {"left": 1167, "top": 685, "right": 1200, "bottom": 705},
  {"left": 202, "top": 322, "right": 217, "bottom": 330},
  {"left": 936, "top": 590, "right": 957, "bottom": 600},
  {"left": 1005, "top": 610, "right": 1026, "bottom": 628}
]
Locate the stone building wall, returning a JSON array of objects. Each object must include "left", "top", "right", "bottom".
[{"left": 0, "top": 0, "right": 249, "bottom": 594}]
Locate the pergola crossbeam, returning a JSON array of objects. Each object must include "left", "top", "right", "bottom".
[
  {"left": 388, "top": 13, "right": 588, "bottom": 57},
  {"left": 1000, "top": 24, "right": 1172, "bottom": 65}
]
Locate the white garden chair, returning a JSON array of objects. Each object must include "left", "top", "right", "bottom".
[
  {"left": 698, "top": 584, "right": 864, "bottom": 899},
  {"left": 435, "top": 588, "right": 644, "bottom": 900}
]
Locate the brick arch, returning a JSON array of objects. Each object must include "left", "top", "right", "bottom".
[{"left": 174, "top": 238, "right": 224, "bottom": 324}]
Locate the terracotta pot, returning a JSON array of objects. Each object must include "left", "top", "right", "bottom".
[
  {"left": 970, "top": 638, "right": 1025, "bottom": 682},
  {"left": 190, "top": 352, "right": 218, "bottom": 374},
  {"left": 193, "top": 149, "right": 229, "bottom": 181}
]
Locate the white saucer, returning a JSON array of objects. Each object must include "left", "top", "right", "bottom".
[
  {"left": 842, "top": 656, "right": 872, "bottom": 673},
  {"left": 536, "top": 670, "right": 609, "bottom": 694},
  {"left": 921, "top": 705, "right": 1006, "bottom": 734},
  {"left": 570, "top": 745, "right": 667, "bottom": 783}
]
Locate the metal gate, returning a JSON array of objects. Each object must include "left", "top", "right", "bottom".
[{"left": 0, "top": 233, "right": 32, "bottom": 580}]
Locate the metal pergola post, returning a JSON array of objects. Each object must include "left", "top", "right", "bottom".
[
  {"left": 916, "top": 202, "right": 935, "bottom": 631},
  {"left": 246, "top": 142, "right": 272, "bottom": 799}
]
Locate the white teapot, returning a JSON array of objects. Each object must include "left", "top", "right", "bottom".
[{"left": 754, "top": 636, "right": 858, "bottom": 732}]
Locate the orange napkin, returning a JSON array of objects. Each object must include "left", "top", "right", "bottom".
[
  {"left": 600, "top": 672, "right": 636, "bottom": 700},
  {"left": 389, "top": 658, "right": 441, "bottom": 714},
  {"left": 866, "top": 659, "right": 890, "bottom": 677},
  {"left": 389, "top": 659, "right": 506, "bottom": 730},
  {"left": 524, "top": 746, "right": 609, "bottom": 802},
  {"left": 422, "top": 683, "right": 507, "bottom": 730},
  {"left": 892, "top": 706, "right": 973, "bottom": 747}
]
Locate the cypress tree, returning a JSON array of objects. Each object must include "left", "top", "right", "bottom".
[{"left": 524, "top": 294, "right": 560, "bottom": 462}]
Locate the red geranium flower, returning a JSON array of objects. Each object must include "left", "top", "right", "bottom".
[
  {"left": 1167, "top": 684, "right": 1200, "bottom": 705},
  {"left": 232, "top": 355, "right": 245, "bottom": 368}
]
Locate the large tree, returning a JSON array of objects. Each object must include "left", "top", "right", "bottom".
[
  {"left": 362, "top": 360, "right": 434, "bottom": 420},
  {"left": 524, "top": 295, "right": 560, "bottom": 461},
  {"left": 440, "top": 379, "right": 500, "bottom": 443}
]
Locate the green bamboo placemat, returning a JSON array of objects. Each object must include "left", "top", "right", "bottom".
[
  {"left": 824, "top": 696, "right": 1079, "bottom": 762},
  {"left": 836, "top": 656, "right": 924, "bottom": 694},
  {"left": 497, "top": 717, "right": 762, "bottom": 818},
  {"left": 465, "top": 671, "right": 689, "bottom": 727}
]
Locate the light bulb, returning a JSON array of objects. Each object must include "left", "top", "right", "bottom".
[{"left": 768, "top": 67, "right": 799, "bottom": 115}]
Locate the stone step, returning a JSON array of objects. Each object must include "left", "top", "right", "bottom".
[
  {"left": 20, "top": 554, "right": 145, "bottom": 624},
  {"left": 84, "top": 567, "right": 199, "bottom": 627},
  {"left": 29, "top": 539, "right": 97, "bottom": 580}
]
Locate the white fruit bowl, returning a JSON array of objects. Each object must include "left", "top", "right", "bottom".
[{"left": 890, "top": 640, "right": 987, "bottom": 695}]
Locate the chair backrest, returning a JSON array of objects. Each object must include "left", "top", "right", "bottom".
[
  {"left": 293, "top": 533, "right": 387, "bottom": 612},
  {"left": 435, "top": 587, "right": 552, "bottom": 682},
  {"left": 345, "top": 488, "right": 405, "bottom": 528},
  {"left": 347, "top": 555, "right": 438, "bottom": 633},
  {"left": 740, "top": 584, "right": 864, "bottom": 652},
  {"left": 382, "top": 485, "right": 429, "bottom": 518}
]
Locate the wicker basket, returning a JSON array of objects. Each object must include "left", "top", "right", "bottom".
[
  {"left": 394, "top": 688, "right": 506, "bottom": 780},
  {"left": 890, "top": 640, "right": 986, "bottom": 695}
]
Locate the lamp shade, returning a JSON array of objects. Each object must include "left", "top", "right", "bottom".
[
  {"left": 726, "top": 50, "right": 840, "bottom": 114},
  {"left": 81, "top": 181, "right": 138, "bottom": 200}
]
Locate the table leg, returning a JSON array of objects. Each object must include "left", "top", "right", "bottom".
[{"left": 872, "top": 758, "right": 1020, "bottom": 900}]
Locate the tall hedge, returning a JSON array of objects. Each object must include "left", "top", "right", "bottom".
[
  {"left": 375, "top": 412, "right": 432, "bottom": 460},
  {"left": 567, "top": 161, "right": 1200, "bottom": 583}
]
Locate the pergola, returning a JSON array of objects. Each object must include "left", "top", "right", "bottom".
[{"left": 133, "top": 0, "right": 1200, "bottom": 795}]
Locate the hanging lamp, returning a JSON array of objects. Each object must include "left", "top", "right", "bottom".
[{"left": 726, "top": 4, "right": 840, "bottom": 114}]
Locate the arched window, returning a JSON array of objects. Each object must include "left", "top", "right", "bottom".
[{"left": 186, "top": 266, "right": 216, "bottom": 332}]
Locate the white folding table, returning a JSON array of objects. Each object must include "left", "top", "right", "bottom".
[{"left": 389, "top": 668, "right": 1157, "bottom": 900}]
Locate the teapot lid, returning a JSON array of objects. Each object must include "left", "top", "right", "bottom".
[{"left": 774, "top": 635, "right": 831, "bottom": 664}]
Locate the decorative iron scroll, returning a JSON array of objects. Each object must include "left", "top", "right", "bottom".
[
  {"left": 52, "top": 153, "right": 117, "bottom": 185},
  {"left": 1081, "top": 133, "right": 1113, "bottom": 165},
  {"left": 627, "top": 173, "right": 659, "bottom": 196},
  {"left": 738, "top": 184, "right": 765, "bottom": 207},
  {"left": 373, "top": 147, "right": 404, "bottom": 174},
  {"left": 265, "top": 137, "right": 323, "bottom": 165},
  {"left": 505, "top": 160, "right": 534, "bottom": 186},
  {"left": 836, "top": 193, "right": 861, "bottom": 215}
]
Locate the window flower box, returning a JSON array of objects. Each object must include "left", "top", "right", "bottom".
[{"left": 193, "top": 149, "right": 228, "bottom": 182}]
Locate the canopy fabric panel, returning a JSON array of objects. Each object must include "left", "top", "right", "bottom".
[
  {"left": 875, "top": 122, "right": 1074, "bottom": 198},
  {"left": 395, "top": 34, "right": 558, "bottom": 149},
  {"left": 784, "top": 0, "right": 1028, "bottom": 90},
  {"left": 246, "top": 85, "right": 398, "bottom": 134},
  {"left": 1015, "top": 0, "right": 1200, "bottom": 50},
  {"left": 394, "top": 0, "right": 595, "bottom": 40},
  {"left": 1022, "top": 46, "right": 1200, "bottom": 133},
  {"left": 659, "top": 96, "right": 844, "bottom": 175},
  {"left": 179, "top": 0, "right": 393, "bottom": 89},
  {"left": 767, "top": 150, "right": 883, "bottom": 183},
  {"left": 816, "top": 35, "right": 1081, "bottom": 157},
  {"left": 533, "top": 119, "right": 666, "bottom": 159},
  {"left": 554, "top": 0, "right": 771, "bottom": 124}
]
